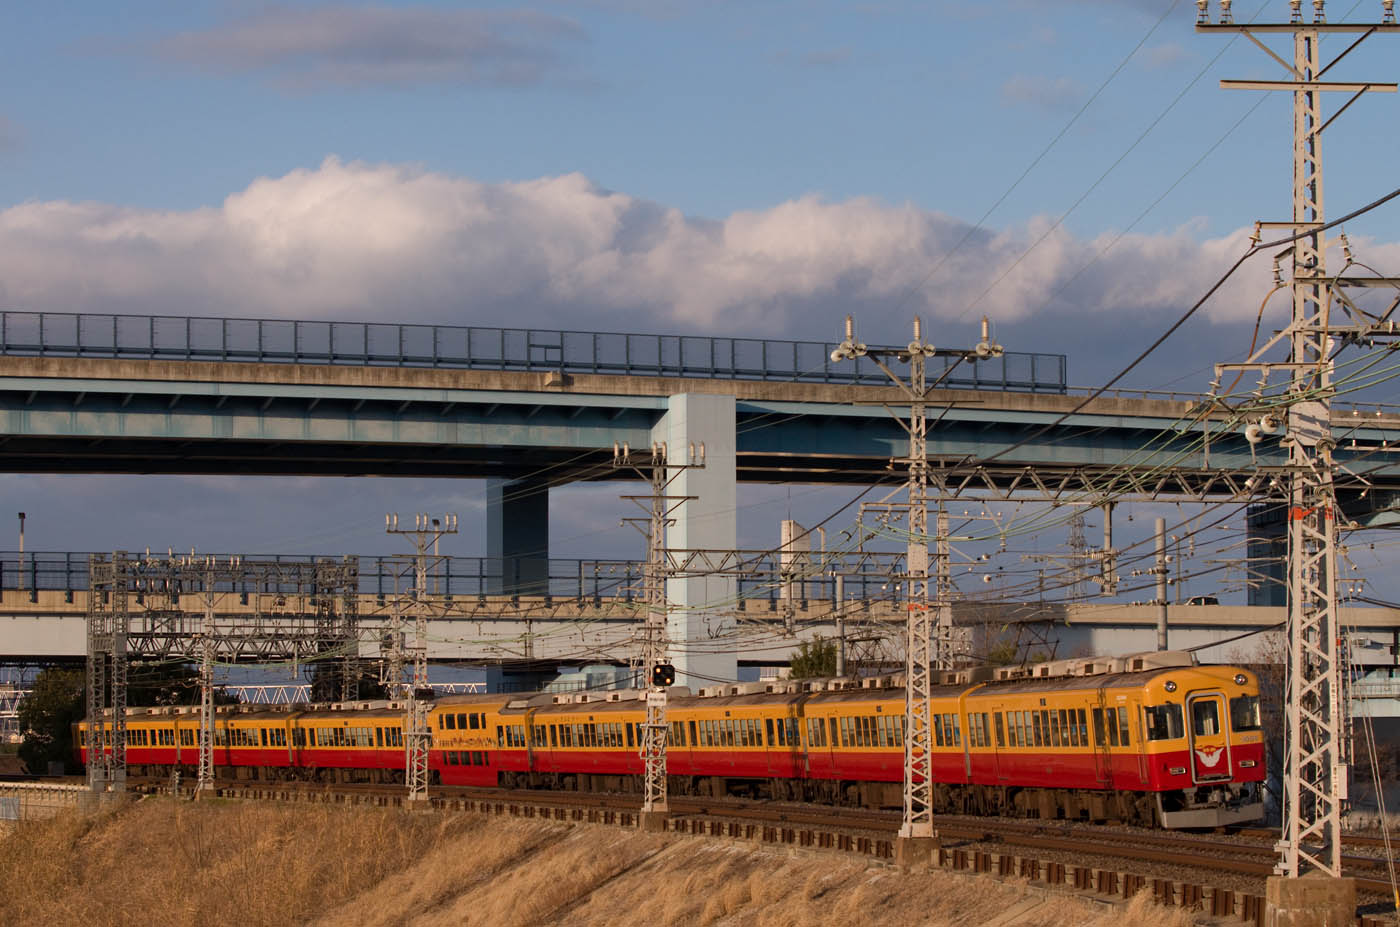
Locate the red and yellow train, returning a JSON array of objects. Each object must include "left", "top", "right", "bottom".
[{"left": 78, "top": 650, "right": 1266, "bottom": 828}]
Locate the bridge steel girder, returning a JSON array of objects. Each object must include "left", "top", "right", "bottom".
[{"left": 1, "top": 358, "right": 1399, "bottom": 505}]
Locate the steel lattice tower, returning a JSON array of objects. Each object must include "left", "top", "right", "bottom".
[
  {"left": 386, "top": 513, "right": 458, "bottom": 804},
  {"left": 614, "top": 440, "right": 704, "bottom": 824},
  {"left": 1200, "top": 1, "right": 1399, "bottom": 877},
  {"left": 831, "top": 315, "right": 1002, "bottom": 857}
]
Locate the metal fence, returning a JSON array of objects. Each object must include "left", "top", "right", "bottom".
[
  {"left": 0, "top": 310, "right": 1068, "bottom": 393},
  {"left": 0, "top": 552, "right": 892, "bottom": 603}
]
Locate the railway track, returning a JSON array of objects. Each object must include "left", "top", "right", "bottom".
[{"left": 117, "top": 776, "right": 1400, "bottom": 912}]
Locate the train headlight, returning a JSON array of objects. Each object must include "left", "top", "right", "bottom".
[
  {"left": 1164, "top": 680, "right": 1177, "bottom": 693},
  {"left": 1234, "top": 673, "right": 1247, "bottom": 686}
]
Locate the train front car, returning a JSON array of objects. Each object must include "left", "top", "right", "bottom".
[{"left": 1139, "top": 662, "right": 1265, "bottom": 828}]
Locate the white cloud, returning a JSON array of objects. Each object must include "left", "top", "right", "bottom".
[
  {"left": 4, "top": 155, "right": 1392, "bottom": 381},
  {"left": 1000, "top": 75, "right": 1084, "bottom": 110},
  {"left": 1141, "top": 42, "right": 1188, "bottom": 70},
  {"left": 148, "top": 4, "right": 586, "bottom": 89}
]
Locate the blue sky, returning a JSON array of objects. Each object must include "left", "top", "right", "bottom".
[
  {"left": 4, "top": 0, "right": 1398, "bottom": 357},
  {"left": 6, "top": 0, "right": 1373, "bottom": 233},
  {"left": 2, "top": 1, "right": 1400, "bottom": 601}
]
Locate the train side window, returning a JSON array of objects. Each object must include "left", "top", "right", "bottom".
[
  {"left": 1031, "top": 712, "right": 1042, "bottom": 747},
  {"left": 1092, "top": 708, "right": 1105, "bottom": 746},
  {"left": 827, "top": 717, "right": 837, "bottom": 748},
  {"left": 1077, "top": 708, "right": 1088, "bottom": 746},
  {"left": 1057, "top": 710, "right": 1072, "bottom": 747},
  {"left": 1117, "top": 707, "right": 1131, "bottom": 746},
  {"left": 992, "top": 713, "right": 1004, "bottom": 747},
  {"left": 443, "top": 714, "right": 455, "bottom": 731},
  {"left": 460, "top": 713, "right": 471, "bottom": 730},
  {"left": 1230, "top": 695, "right": 1261, "bottom": 732},
  {"left": 1144, "top": 703, "right": 1184, "bottom": 741},
  {"left": 1191, "top": 699, "right": 1220, "bottom": 737}
]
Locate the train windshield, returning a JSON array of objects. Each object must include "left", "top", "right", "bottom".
[
  {"left": 1230, "top": 695, "right": 1261, "bottom": 732},
  {"left": 1143, "top": 703, "right": 1184, "bottom": 741}
]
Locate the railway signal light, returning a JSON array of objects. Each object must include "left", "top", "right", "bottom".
[{"left": 651, "top": 663, "right": 676, "bottom": 687}]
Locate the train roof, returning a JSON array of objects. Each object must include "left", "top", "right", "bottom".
[{"left": 430, "top": 693, "right": 514, "bottom": 707}]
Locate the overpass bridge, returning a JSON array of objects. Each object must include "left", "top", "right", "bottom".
[
  {"left": 4, "top": 310, "right": 1400, "bottom": 687},
  {"left": 2, "top": 572, "right": 1397, "bottom": 716}
]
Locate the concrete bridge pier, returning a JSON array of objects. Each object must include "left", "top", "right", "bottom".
[
  {"left": 1247, "top": 504, "right": 1287, "bottom": 608},
  {"left": 487, "top": 477, "right": 550, "bottom": 596},
  {"left": 656, "top": 394, "right": 737, "bottom": 690}
]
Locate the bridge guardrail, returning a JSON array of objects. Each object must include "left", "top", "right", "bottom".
[
  {"left": 0, "top": 551, "right": 892, "bottom": 604},
  {"left": 0, "top": 310, "right": 1068, "bottom": 393}
]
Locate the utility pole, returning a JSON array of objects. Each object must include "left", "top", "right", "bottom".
[
  {"left": 830, "top": 314, "right": 1003, "bottom": 868},
  {"left": 614, "top": 440, "right": 704, "bottom": 830},
  {"left": 834, "top": 574, "right": 847, "bottom": 677},
  {"left": 1155, "top": 517, "right": 1169, "bottom": 652},
  {"left": 1199, "top": 0, "right": 1400, "bottom": 901},
  {"left": 386, "top": 513, "right": 458, "bottom": 804},
  {"left": 16, "top": 512, "right": 24, "bottom": 596}
]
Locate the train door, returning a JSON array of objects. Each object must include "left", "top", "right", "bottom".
[
  {"left": 1092, "top": 690, "right": 1113, "bottom": 786},
  {"left": 1185, "top": 691, "right": 1231, "bottom": 782},
  {"left": 988, "top": 705, "right": 1005, "bottom": 782}
]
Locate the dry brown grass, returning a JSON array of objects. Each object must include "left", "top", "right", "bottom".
[
  {"left": 0, "top": 800, "right": 1196, "bottom": 927},
  {"left": 0, "top": 797, "right": 456, "bottom": 927}
]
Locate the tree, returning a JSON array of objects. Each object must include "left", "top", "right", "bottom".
[
  {"left": 983, "top": 637, "right": 1019, "bottom": 666},
  {"left": 789, "top": 636, "right": 839, "bottom": 679},
  {"left": 17, "top": 667, "right": 84, "bottom": 775}
]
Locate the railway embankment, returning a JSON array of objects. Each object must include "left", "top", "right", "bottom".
[{"left": 0, "top": 798, "right": 1202, "bottom": 926}]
